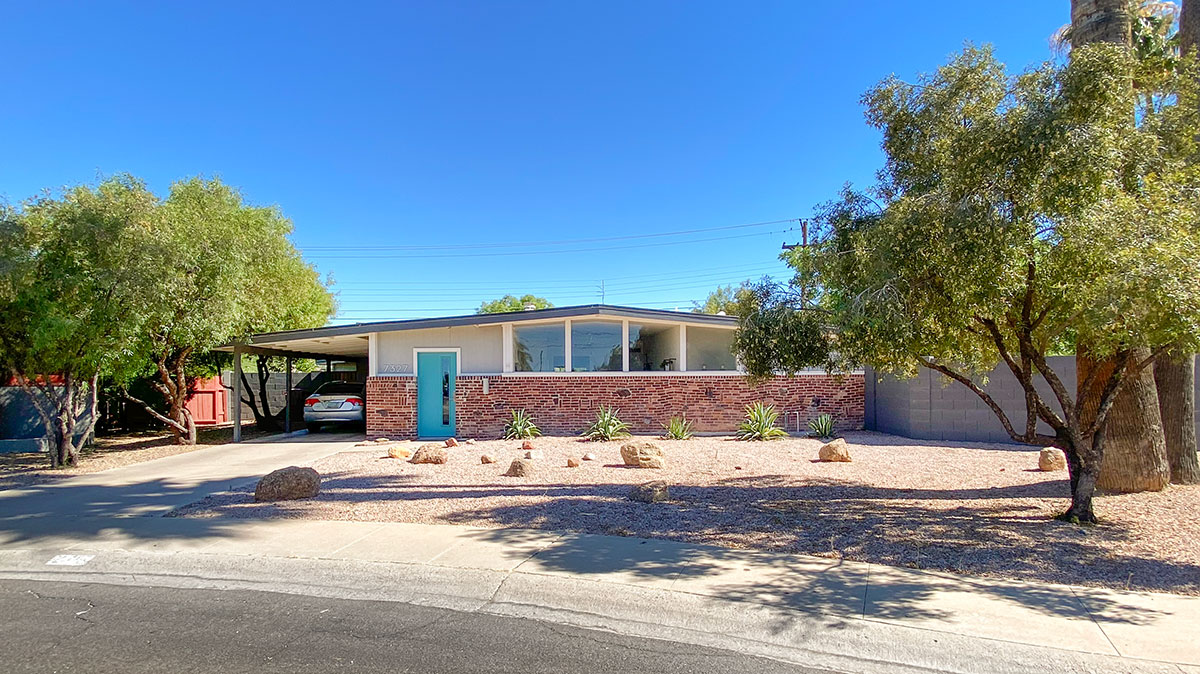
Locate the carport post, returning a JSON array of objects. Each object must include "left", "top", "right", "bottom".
[
  {"left": 285, "top": 357, "right": 292, "bottom": 433},
  {"left": 232, "top": 344, "right": 243, "bottom": 443}
]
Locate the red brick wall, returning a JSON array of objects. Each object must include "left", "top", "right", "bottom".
[{"left": 367, "top": 373, "right": 863, "bottom": 439}]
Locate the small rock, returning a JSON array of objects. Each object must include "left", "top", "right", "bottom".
[
  {"left": 524, "top": 450, "right": 544, "bottom": 460},
  {"left": 582, "top": 452, "right": 596, "bottom": 461},
  {"left": 1038, "top": 447, "right": 1067, "bottom": 472},
  {"left": 522, "top": 440, "right": 534, "bottom": 451},
  {"left": 620, "top": 441, "right": 666, "bottom": 469},
  {"left": 254, "top": 466, "right": 320, "bottom": 502},
  {"left": 444, "top": 437, "right": 458, "bottom": 448},
  {"left": 566, "top": 458, "right": 580, "bottom": 468},
  {"left": 504, "top": 458, "right": 534, "bottom": 477},
  {"left": 465, "top": 439, "right": 477, "bottom": 445},
  {"left": 817, "top": 438, "right": 852, "bottom": 462},
  {"left": 410, "top": 443, "right": 449, "bottom": 464},
  {"left": 373, "top": 437, "right": 391, "bottom": 443},
  {"left": 480, "top": 454, "right": 498, "bottom": 464},
  {"left": 387, "top": 445, "right": 412, "bottom": 460},
  {"left": 734, "top": 466, "right": 743, "bottom": 470},
  {"left": 629, "top": 481, "right": 670, "bottom": 503}
]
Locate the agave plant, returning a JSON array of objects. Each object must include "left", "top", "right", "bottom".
[
  {"left": 503, "top": 409, "right": 541, "bottom": 440},
  {"left": 662, "top": 415, "right": 695, "bottom": 440},
  {"left": 736, "top": 402, "right": 788, "bottom": 441},
  {"left": 807, "top": 413, "right": 835, "bottom": 439},
  {"left": 581, "top": 406, "right": 631, "bottom": 441}
]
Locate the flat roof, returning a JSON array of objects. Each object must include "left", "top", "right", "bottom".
[{"left": 221, "top": 304, "right": 737, "bottom": 358}]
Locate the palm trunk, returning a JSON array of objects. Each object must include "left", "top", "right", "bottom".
[
  {"left": 1070, "top": 0, "right": 1133, "bottom": 46},
  {"left": 1079, "top": 348, "right": 1170, "bottom": 493},
  {"left": 1155, "top": 351, "right": 1200, "bottom": 484}
]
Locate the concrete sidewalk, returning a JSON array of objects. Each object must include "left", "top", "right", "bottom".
[{"left": 0, "top": 515, "right": 1196, "bottom": 673}]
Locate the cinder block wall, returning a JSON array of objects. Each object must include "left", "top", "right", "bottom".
[
  {"left": 866, "top": 356, "right": 1200, "bottom": 444},
  {"left": 367, "top": 373, "right": 864, "bottom": 439}
]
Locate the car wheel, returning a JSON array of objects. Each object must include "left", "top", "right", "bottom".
[{"left": 306, "top": 422, "right": 323, "bottom": 433}]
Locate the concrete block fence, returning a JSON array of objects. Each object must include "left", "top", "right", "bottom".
[{"left": 865, "top": 356, "right": 1200, "bottom": 444}]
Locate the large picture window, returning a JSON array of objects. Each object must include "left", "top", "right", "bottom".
[
  {"left": 513, "top": 323, "right": 565, "bottom": 372},
  {"left": 686, "top": 326, "right": 737, "bottom": 371},
  {"left": 570, "top": 321, "right": 622, "bottom": 372},
  {"left": 628, "top": 323, "right": 680, "bottom": 371}
]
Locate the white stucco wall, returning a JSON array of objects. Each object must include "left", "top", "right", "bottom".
[{"left": 376, "top": 325, "right": 503, "bottom": 374}]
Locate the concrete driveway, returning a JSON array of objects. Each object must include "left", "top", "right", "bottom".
[{"left": 0, "top": 431, "right": 362, "bottom": 520}]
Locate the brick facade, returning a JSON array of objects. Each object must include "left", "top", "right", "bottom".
[{"left": 366, "top": 373, "right": 863, "bottom": 439}]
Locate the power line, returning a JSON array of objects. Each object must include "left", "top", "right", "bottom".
[
  {"left": 307, "top": 229, "right": 793, "bottom": 260},
  {"left": 302, "top": 218, "right": 796, "bottom": 252},
  {"left": 329, "top": 261, "right": 785, "bottom": 287}
]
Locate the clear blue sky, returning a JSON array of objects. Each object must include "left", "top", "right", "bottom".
[{"left": 2, "top": 1, "right": 1066, "bottom": 325}]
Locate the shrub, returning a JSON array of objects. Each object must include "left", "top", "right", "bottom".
[
  {"left": 736, "top": 402, "right": 788, "bottom": 441},
  {"left": 503, "top": 409, "right": 541, "bottom": 439},
  {"left": 581, "top": 406, "right": 631, "bottom": 441},
  {"left": 807, "top": 413, "right": 834, "bottom": 439},
  {"left": 662, "top": 415, "right": 695, "bottom": 440}
]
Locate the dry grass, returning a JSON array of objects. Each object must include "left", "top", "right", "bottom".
[
  {"left": 171, "top": 431, "right": 1200, "bottom": 595},
  {"left": 0, "top": 423, "right": 274, "bottom": 490}
]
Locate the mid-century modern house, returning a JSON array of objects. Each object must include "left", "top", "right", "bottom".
[{"left": 227, "top": 304, "right": 864, "bottom": 440}]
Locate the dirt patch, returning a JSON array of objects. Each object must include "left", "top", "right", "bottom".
[
  {"left": 0, "top": 424, "right": 274, "bottom": 490},
  {"left": 170, "top": 432, "right": 1200, "bottom": 595}
]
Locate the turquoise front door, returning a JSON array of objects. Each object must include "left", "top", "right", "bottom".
[{"left": 416, "top": 351, "right": 456, "bottom": 438}]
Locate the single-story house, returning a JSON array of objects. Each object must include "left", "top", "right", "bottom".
[{"left": 227, "top": 304, "right": 864, "bottom": 440}]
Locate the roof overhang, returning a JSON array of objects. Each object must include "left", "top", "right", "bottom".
[{"left": 220, "top": 304, "right": 737, "bottom": 358}]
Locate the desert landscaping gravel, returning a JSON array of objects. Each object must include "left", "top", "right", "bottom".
[{"left": 172, "top": 431, "right": 1200, "bottom": 595}]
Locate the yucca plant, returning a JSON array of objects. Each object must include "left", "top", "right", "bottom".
[
  {"left": 807, "top": 413, "right": 835, "bottom": 439},
  {"left": 503, "top": 409, "right": 542, "bottom": 439},
  {"left": 736, "top": 402, "right": 788, "bottom": 441},
  {"left": 581, "top": 406, "right": 631, "bottom": 441},
  {"left": 662, "top": 415, "right": 695, "bottom": 440}
]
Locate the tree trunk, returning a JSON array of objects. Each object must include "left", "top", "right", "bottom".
[
  {"left": 1070, "top": 0, "right": 1133, "bottom": 46},
  {"left": 1156, "top": 351, "right": 1200, "bottom": 483},
  {"left": 1063, "top": 432, "right": 1102, "bottom": 523},
  {"left": 1079, "top": 348, "right": 1170, "bottom": 492},
  {"left": 1184, "top": 0, "right": 1199, "bottom": 56}
]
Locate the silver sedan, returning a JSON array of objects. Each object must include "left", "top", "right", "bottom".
[{"left": 303, "top": 381, "right": 366, "bottom": 432}]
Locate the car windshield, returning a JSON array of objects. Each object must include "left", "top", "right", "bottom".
[{"left": 315, "top": 381, "right": 364, "bottom": 396}]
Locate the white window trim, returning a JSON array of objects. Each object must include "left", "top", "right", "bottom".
[
  {"left": 412, "top": 347, "right": 462, "bottom": 375},
  {"left": 502, "top": 323, "right": 514, "bottom": 373},
  {"left": 563, "top": 319, "right": 572, "bottom": 373},
  {"left": 367, "top": 332, "right": 379, "bottom": 377}
]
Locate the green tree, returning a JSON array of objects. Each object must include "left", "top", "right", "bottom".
[
  {"left": 478, "top": 294, "right": 553, "bottom": 314},
  {"left": 735, "top": 45, "right": 1200, "bottom": 522},
  {"left": 0, "top": 177, "right": 159, "bottom": 466},
  {"left": 117, "top": 178, "right": 335, "bottom": 443},
  {"left": 692, "top": 282, "right": 752, "bottom": 315}
]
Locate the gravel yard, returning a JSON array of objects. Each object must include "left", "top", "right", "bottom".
[{"left": 171, "top": 431, "right": 1200, "bottom": 595}]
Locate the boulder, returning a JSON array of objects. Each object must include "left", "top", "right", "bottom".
[
  {"left": 387, "top": 445, "right": 412, "bottom": 460},
  {"left": 254, "top": 466, "right": 320, "bottom": 502},
  {"left": 504, "top": 458, "right": 534, "bottom": 477},
  {"left": 620, "top": 442, "right": 666, "bottom": 469},
  {"left": 410, "top": 443, "right": 449, "bottom": 464},
  {"left": 582, "top": 452, "right": 596, "bottom": 461},
  {"left": 629, "top": 481, "right": 670, "bottom": 503},
  {"left": 444, "top": 437, "right": 458, "bottom": 448},
  {"left": 1039, "top": 448, "right": 1067, "bottom": 472},
  {"left": 524, "top": 450, "right": 543, "bottom": 460},
  {"left": 480, "top": 454, "right": 498, "bottom": 464},
  {"left": 522, "top": 440, "right": 534, "bottom": 450},
  {"left": 817, "top": 438, "right": 852, "bottom": 463},
  {"left": 566, "top": 457, "right": 581, "bottom": 468}
]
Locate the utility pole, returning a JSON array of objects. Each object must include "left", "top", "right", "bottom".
[
  {"left": 600, "top": 280, "right": 605, "bottom": 304},
  {"left": 782, "top": 219, "right": 810, "bottom": 251}
]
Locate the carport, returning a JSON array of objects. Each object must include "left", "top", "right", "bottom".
[{"left": 223, "top": 329, "right": 370, "bottom": 442}]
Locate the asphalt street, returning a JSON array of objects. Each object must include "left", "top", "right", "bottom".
[{"left": 0, "top": 579, "right": 831, "bottom": 674}]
